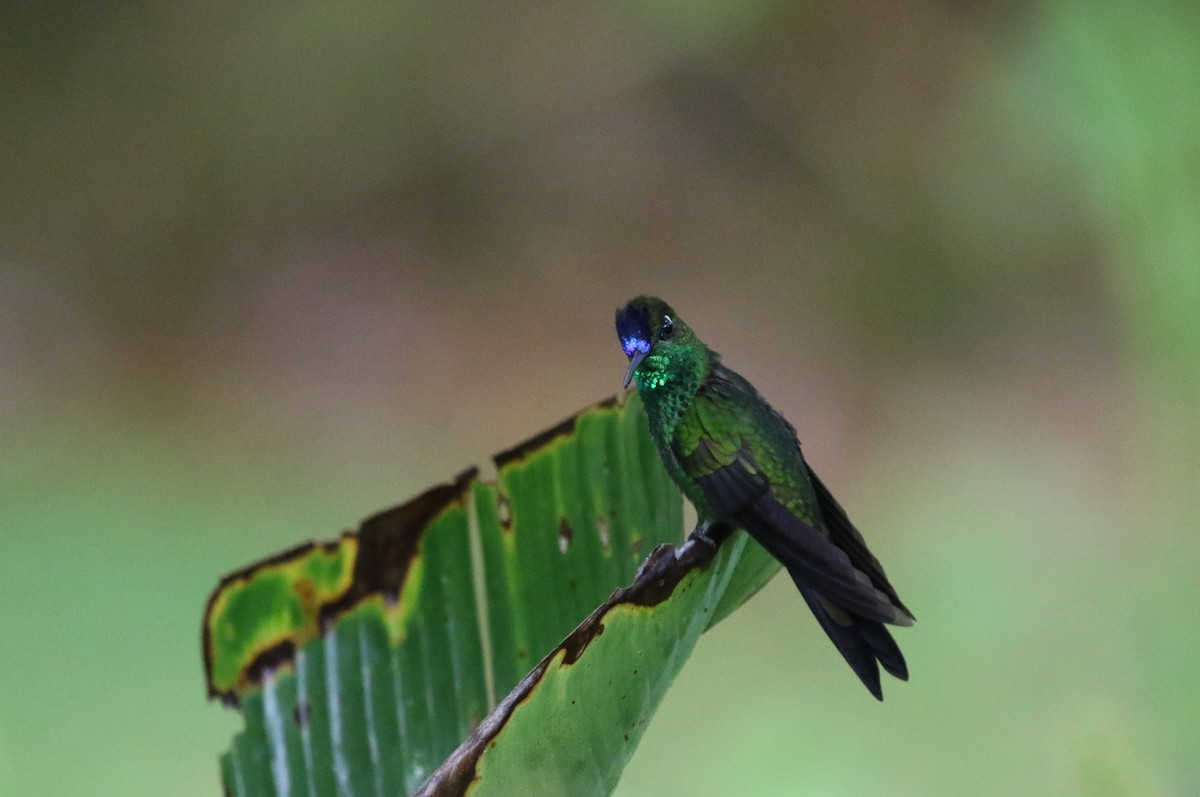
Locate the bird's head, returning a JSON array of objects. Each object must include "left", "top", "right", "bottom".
[{"left": 615, "top": 295, "right": 705, "bottom": 391}]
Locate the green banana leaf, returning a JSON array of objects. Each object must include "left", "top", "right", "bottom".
[{"left": 203, "top": 392, "right": 778, "bottom": 796}]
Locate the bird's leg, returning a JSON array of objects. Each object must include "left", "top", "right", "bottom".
[{"left": 688, "top": 520, "right": 720, "bottom": 550}]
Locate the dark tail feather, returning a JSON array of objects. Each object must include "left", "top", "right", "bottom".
[
  {"left": 730, "top": 490, "right": 911, "bottom": 698},
  {"left": 738, "top": 493, "right": 909, "bottom": 626},
  {"left": 795, "top": 580, "right": 908, "bottom": 701}
]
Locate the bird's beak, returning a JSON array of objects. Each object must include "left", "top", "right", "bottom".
[{"left": 623, "top": 350, "right": 648, "bottom": 389}]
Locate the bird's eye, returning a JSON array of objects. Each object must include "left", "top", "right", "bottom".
[{"left": 660, "top": 315, "right": 674, "bottom": 340}]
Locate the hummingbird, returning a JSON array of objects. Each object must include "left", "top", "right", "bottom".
[{"left": 615, "top": 295, "right": 913, "bottom": 700}]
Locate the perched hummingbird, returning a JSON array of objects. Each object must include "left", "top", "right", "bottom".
[{"left": 615, "top": 296, "right": 913, "bottom": 700}]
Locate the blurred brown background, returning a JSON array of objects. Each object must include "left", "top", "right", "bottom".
[{"left": 2, "top": 1, "right": 1198, "bottom": 794}]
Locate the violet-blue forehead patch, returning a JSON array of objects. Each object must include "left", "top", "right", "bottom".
[
  {"left": 622, "top": 336, "right": 650, "bottom": 358},
  {"left": 616, "top": 301, "right": 653, "bottom": 356}
]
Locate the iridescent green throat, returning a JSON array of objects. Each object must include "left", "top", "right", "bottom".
[{"left": 634, "top": 344, "right": 711, "bottom": 441}]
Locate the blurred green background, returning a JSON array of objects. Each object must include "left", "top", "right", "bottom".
[{"left": 2, "top": 1, "right": 1198, "bottom": 795}]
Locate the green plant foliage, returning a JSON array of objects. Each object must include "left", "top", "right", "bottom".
[
  {"left": 417, "top": 529, "right": 757, "bottom": 796},
  {"left": 203, "top": 393, "right": 778, "bottom": 795}
]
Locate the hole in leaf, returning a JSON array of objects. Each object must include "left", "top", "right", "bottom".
[
  {"left": 597, "top": 516, "right": 611, "bottom": 549},
  {"left": 497, "top": 493, "right": 512, "bottom": 528}
]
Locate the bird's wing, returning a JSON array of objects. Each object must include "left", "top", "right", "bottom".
[
  {"left": 673, "top": 399, "right": 769, "bottom": 515},
  {"left": 674, "top": 386, "right": 910, "bottom": 627},
  {"left": 741, "top": 493, "right": 912, "bottom": 626},
  {"left": 806, "top": 465, "right": 914, "bottom": 620}
]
